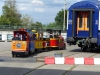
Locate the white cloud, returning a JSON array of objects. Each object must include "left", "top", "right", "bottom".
[
  {"left": 18, "top": 3, "right": 32, "bottom": 11},
  {"left": 31, "top": 0, "right": 44, "bottom": 5},
  {"left": 34, "top": 8, "right": 44, "bottom": 12},
  {"left": 76, "top": 0, "right": 83, "bottom": 2},
  {"left": 54, "top": 0, "right": 80, "bottom": 3},
  {"left": 54, "top": 0, "right": 64, "bottom": 3},
  {"left": 18, "top": 2, "right": 45, "bottom": 12},
  {"left": 19, "top": 7, "right": 27, "bottom": 11}
]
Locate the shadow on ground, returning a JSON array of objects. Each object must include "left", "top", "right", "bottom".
[
  {"left": 69, "top": 47, "right": 100, "bottom": 53},
  {"left": 0, "top": 65, "right": 100, "bottom": 75},
  {"left": 23, "top": 68, "right": 100, "bottom": 75},
  {"left": 66, "top": 70, "right": 100, "bottom": 75},
  {"left": 0, "top": 67, "right": 31, "bottom": 75},
  {"left": 0, "top": 56, "right": 36, "bottom": 63}
]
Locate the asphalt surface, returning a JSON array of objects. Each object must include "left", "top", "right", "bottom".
[
  {"left": 66, "top": 65, "right": 100, "bottom": 75},
  {"left": 26, "top": 65, "right": 73, "bottom": 75},
  {"left": 0, "top": 42, "right": 100, "bottom": 75},
  {"left": 0, "top": 62, "right": 44, "bottom": 75}
]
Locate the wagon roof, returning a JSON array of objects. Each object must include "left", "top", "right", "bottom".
[{"left": 69, "top": 1, "right": 100, "bottom": 10}]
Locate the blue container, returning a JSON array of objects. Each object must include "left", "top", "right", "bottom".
[{"left": 54, "top": 53, "right": 63, "bottom": 57}]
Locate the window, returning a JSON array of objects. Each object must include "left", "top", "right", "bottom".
[
  {"left": 7, "top": 34, "right": 13, "bottom": 40},
  {"left": 87, "top": 14, "right": 90, "bottom": 28},
  {"left": 0, "top": 34, "right": 2, "bottom": 40},
  {"left": 79, "top": 15, "right": 83, "bottom": 28}
]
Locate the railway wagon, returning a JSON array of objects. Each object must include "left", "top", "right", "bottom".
[
  {"left": 67, "top": 1, "right": 100, "bottom": 51},
  {"left": 31, "top": 30, "right": 45, "bottom": 52}
]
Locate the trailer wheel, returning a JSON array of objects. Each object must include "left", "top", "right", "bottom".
[
  {"left": 49, "top": 48, "right": 52, "bottom": 51},
  {"left": 25, "top": 54, "right": 29, "bottom": 57},
  {"left": 15, "top": 55, "right": 17, "bottom": 57},
  {"left": 12, "top": 54, "right": 14, "bottom": 57},
  {"left": 58, "top": 47, "right": 60, "bottom": 50},
  {"left": 44, "top": 48, "right": 48, "bottom": 52},
  {"left": 63, "top": 45, "right": 66, "bottom": 50}
]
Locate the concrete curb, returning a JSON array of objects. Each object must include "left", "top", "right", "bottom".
[{"left": 44, "top": 57, "right": 100, "bottom": 65}]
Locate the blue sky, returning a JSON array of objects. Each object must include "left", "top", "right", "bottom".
[{"left": 0, "top": 0, "right": 98, "bottom": 24}]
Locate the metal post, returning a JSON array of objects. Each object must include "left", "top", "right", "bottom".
[
  {"left": 63, "top": 0, "right": 66, "bottom": 30},
  {"left": 90, "top": 10, "right": 93, "bottom": 37},
  {"left": 72, "top": 10, "right": 75, "bottom": 37}
]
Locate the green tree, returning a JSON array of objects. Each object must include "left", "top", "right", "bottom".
[
  {"left": 44, "top": 22, "right": 62, "bottom": 30},
  {"left": 31, "top": 21, "right": 43, "bottom": 30},
  {"left": 0, "top": 0, "right": 21, "bottom": 26},
  {"left": 46, "top": 22, "right": 56, "bottom": 29},
  {"left": 55, "top": 9, "right": 67, "bottom": 29},
  {"left": 21, "top": 14, "right": 34, "bottom": 28}
]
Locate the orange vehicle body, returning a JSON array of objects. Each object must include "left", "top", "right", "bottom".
[
  {"left": 12, "top": 41, "right": 29, "bottom": 56},
  {"left": 11, "top": 29, "right": 35, "bottom": 57}
]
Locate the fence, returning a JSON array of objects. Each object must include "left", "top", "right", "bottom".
[
  {"left": 0, "top": 25, "right": 64, "bottom": 31},
  {"left": 0, "top": 31, "right": 67, "bottom": 42},
  {"left": 0, "top": 25, "right": 66, "bottom": 42}
]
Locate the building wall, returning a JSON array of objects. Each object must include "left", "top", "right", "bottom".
[{"left": 0, "top": 31, "right": 13, "bottom": 41}]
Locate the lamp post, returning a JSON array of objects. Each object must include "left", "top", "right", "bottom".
[{"left": 63, "top": 0, "right": 66, "bottom": 30}]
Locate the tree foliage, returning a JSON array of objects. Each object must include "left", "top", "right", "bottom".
[
  {"left": 43, "top": 22, "right": 62, "bottom": 30},
  {"left": 44, "top": 9, "right": 67, "bottom": 30},
  {"left": 31, "top": 21, "right": 43, "bottom": 30},
  {"left": 0, "top": 0, "right": 21, "bottom": 26},
  {"left": 55, "top": 9, "right": 67, "bottom": 29},
  {"left": 21, "top": 14, "right": 34, "bottom": 26},
  {"left": 46, "top": 22, "right": 56, "bottom": 29}
]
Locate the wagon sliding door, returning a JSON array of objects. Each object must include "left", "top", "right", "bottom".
[{"left": 72, "top": 9, "right": 93, "bottom": 38}]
